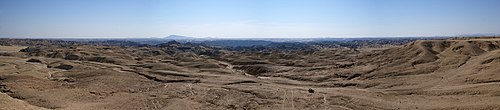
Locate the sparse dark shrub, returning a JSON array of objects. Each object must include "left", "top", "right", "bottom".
[
  {"left": 55, "top": 64, "right": 73, "bottom": 70},
  {"left": 26, "top": 59, "right": 42, "bottom": 63},
  {"left": 308, "top": 88, "right": 315, "bottom": 93},
  {"left": 64, "top": 54, "right": 80, "bottom": 60}
]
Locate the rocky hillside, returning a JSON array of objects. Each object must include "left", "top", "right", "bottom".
[{"left": 2, "top": 37, "right": 500, "bottom": 110}]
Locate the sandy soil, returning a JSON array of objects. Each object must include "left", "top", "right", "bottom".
[
  {"left": 0, "top": 46, "right": 26, "bottom": 53},
  {"left": 2, "top": 39, "right": 500, "bottom": 110}
]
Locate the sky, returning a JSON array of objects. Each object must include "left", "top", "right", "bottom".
[{"left": 1, "top": 0, "right": 500, "bottom": 38}]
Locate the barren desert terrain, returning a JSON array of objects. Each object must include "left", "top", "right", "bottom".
[{"left": 2, "top": 38, "right": 500, "bottom": 110}]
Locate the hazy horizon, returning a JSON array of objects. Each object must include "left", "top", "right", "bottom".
[
  {"left": 1, "top": 0, "right": 500, "bottom": 38},
  {"left": 0, "top": 34, "right": 489, "bottom": 39}
]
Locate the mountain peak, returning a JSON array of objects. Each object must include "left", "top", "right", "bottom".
[{"left": 164, "top": 35, "right": 194, "bottom": 39}]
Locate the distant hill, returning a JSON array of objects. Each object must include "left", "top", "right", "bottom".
[
  {"left": 164, "top": 35, "right": 195, "bottom": 40},
  {"left": 201, "top": 40, "right": 273, "bottom": 47}
]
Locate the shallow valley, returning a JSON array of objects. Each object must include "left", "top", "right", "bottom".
[{"left": 1, "top": 37, "right": 500, "bottom": 110}]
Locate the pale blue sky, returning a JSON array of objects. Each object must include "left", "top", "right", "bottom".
[{"left": 1, "top": 0, "right": 500, "bottom": 38}]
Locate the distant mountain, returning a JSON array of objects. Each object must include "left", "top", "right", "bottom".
[
  {"left": 456, "top": 33, "right": 500, "bottom": 37},
  {"left": 201, "top": 40, "right": 273, "bottom": 47},
  {"left": 164, "top": 35, "right": 195, "bottom": 39}
]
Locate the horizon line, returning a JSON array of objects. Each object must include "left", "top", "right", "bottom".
[{"left": 0, "top": 34, "right": 499, "bottom": 39}]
